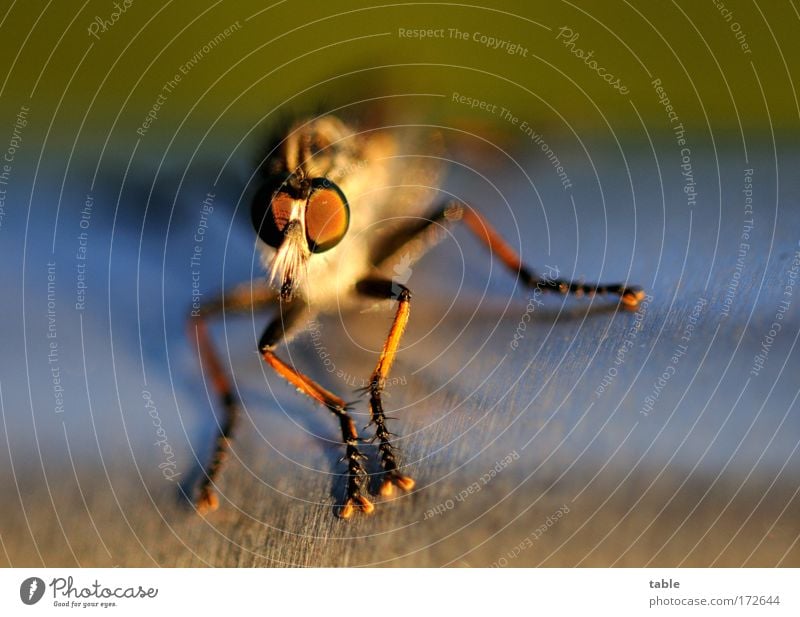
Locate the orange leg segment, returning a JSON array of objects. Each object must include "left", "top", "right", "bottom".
[
  {"left": 356, "top": 278, "right": 416, "bottom": 497},
  {"left": 188, "top": 282, "right": 277, "bottom": 513},
  {"left": 260, "top": 342, "right": 373, "bottom": 518}
]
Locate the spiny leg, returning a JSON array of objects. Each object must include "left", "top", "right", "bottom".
[
  {"left": 188, "top": 281, "right": 277, "bottom": 513},
  {"left": 459, "top": 205, "right": 645, "bottom": 308},
  {"left": 373, "top": 200, "right": 645, "bottom": 309},
  {"left": 258, "top": 304, "right": 373, "bottom": 519},
  {"left": 355, "top": 277, "right": 416, "bottom": 497}
]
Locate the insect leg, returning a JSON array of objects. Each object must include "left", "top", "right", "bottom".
[
  {"left": 259, "top": 307, "right": 374, "bottom": 519},
  {"left": 375, "top": 200, "right": 645, "bottom": 309},
  {"left": 459, "top": 205, "right": 646, "bottom": 307},
  {"left": 355, "top": 277, "right": 416, "bottom": 497},
  {"left": 187, "top": 281, "right": 278, "bottom": 513},
  {"left": 369, "top": 201, "right": 463, "bottom": 269}
]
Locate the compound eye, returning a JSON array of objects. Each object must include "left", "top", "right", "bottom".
[
  {"left": 252, "top": 186, "right": 294, "bottom": 248},
  {"left": 305, "top": 179, "right": 350, "bottom": 253}
]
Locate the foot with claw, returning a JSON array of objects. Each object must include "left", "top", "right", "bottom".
[
  {"left": 339, "top": 494, "right": 375, "bottom": 519},
  {"left": 379, "top": 470, "right": 415, "bottom": 497},
  {"left": 620, "top": 287, "right": 646, "bottom": 309},
  {"left": 196, "top": 486, "right": 219, "bottom": 514},
  {"left": 337, "top": 439, "right": 375, "bottom": 519}
]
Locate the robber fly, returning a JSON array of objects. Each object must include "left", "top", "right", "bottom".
[{"left": 189, "top": 113, "right": 645, "bottom": 519}]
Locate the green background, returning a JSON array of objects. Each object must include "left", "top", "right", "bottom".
[{"left": 2, "top": 0, "right": 797, "bottom": 153}]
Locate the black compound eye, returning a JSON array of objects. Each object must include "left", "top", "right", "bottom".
[
  {"left": 305, "top": 178, "right": 350, "bottom": 253},
  {"left": 252, "top": 182, "right": 294, "bottom": 248}
]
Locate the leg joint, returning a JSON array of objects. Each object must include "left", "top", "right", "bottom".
[
  {"left": 356, "top": 277, "right": 413, "bottom": 301},
  {"left": 258, "top": 338, "right": 275, "bottom": 353},
  {"left": 394, "top": 285, "right": 412, "bottom": 302},
  {"left": 443, "top": 200, "right": 464, "bottom": 221}
]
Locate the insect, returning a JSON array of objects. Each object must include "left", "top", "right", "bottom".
[{"left": 188, "top": 113, "right": 645, "bottom": 519}]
